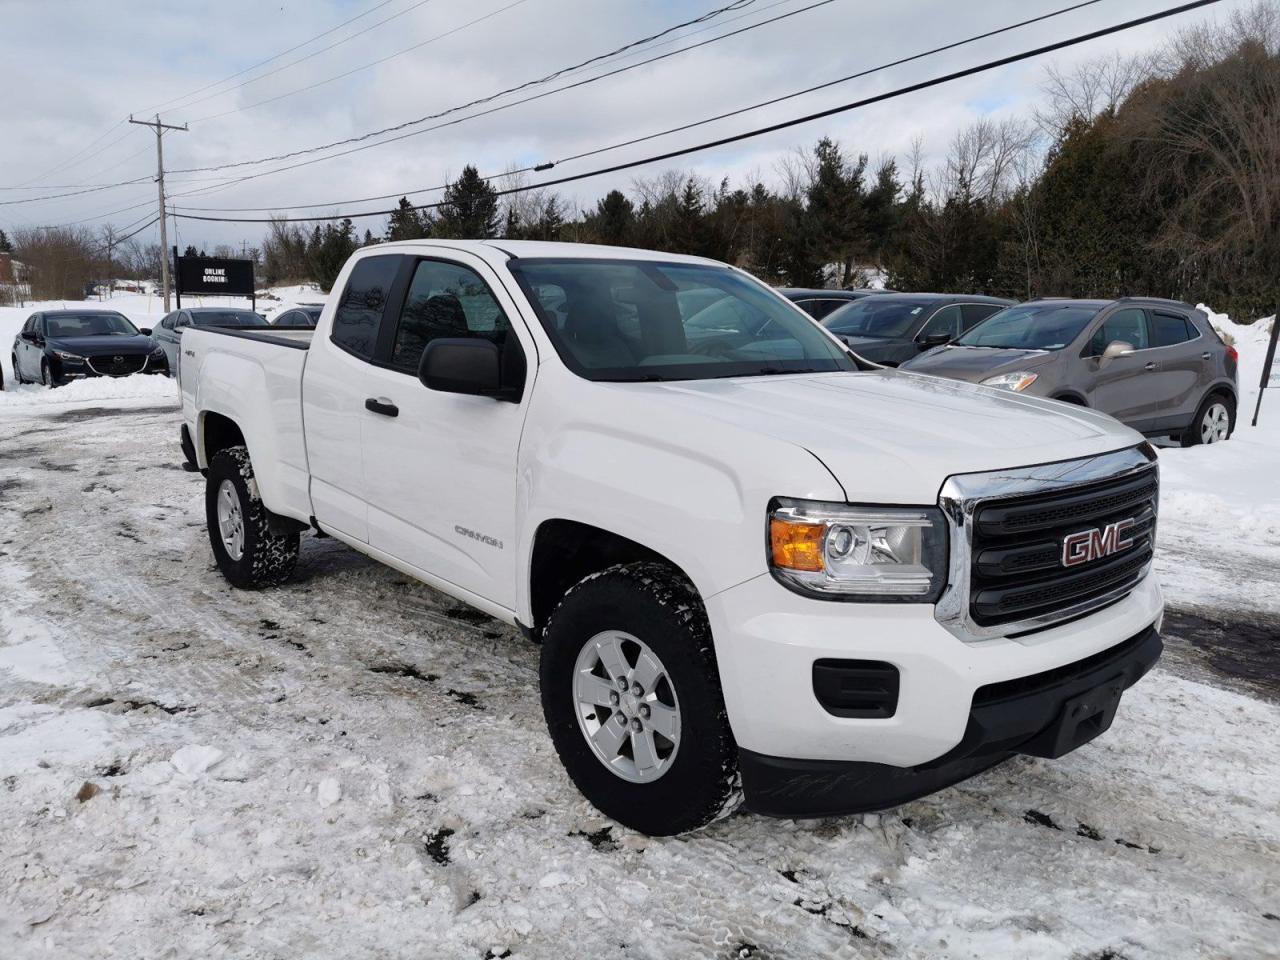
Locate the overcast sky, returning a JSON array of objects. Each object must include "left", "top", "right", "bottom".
[{"left": 0, "top": 0, "right": 1255, "bottom": 250}]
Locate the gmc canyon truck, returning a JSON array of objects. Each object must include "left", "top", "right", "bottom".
[{"left": 179, "top": 240, "right": 1163, "bottom": 836}]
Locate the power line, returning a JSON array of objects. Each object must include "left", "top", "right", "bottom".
[
  {"left": 136, "top": 0, "right": 404, "bottom": 114},
  {"left": 166, "top": 0, "right": 769, "bottom": 174},
  {"left": 173, "top": 0, "right": 1225, "bottom": 225},
  {"left": 189, "top": 0, "right": 534, "bottom": 124},
  {"left": 160, "top": 0, "right": 443, "bottom": 115},
  {"left": 176, "top": 0, "right": 1107, "bottom": 215}
]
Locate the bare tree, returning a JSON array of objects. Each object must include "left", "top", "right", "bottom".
[
  {"left": 1036, "top": 51, "right": 1155, "bottom": 137},
  {"left": 941, "top": 118, "right": 1037, "bottom": 203}
]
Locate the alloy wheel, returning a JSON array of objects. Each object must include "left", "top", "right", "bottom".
[
  {"left": 215, "top": 479, "right": 246, "bottom": 560},
  {"left": 573, "top": 630, "right": 681, "bottom": 783},
  {"left": 1201, "top": 402, "right": 1230, "bottom": 444}
]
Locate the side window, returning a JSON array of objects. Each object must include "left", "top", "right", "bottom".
[
  {"left": 1151, "top": 312, "right": 1194, "bottom": 347},
  {"left": 918, "top": 304, "right": 963, "bottom": 341},
  {"left": 332, "top": 255, "right": 400, "bottom": 360},
  {"left": 809, "top": 299, "right": 848, "bottom": 320},
  {"left": 793, "top": 299, "right": 820, "bottom": 318},
  {"left": 174, "top": 312, "right": 190, "bottom": 329},
  {"left": 960, "top": 303, "right": 1001, "bottom": 332},
  {"left": 390, "top": 259, "right": 512, "bottom": 373},
  {"left": 160, "top": 312, "right": 175, "bottom": 330},
  {"left": 1088, "top": 308, "right": 1149, "bottom": 355}
]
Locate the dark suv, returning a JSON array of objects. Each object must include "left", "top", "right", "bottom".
[
  {"left": 901, "top": 297, "right": 1240, "bottom": 445},
  {"left": 819, "top": 293, "right": 1014, "bottom": 366}
]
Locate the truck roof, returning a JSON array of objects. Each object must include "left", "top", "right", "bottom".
[{"left": 371, "top": 238, "right": 722, "bottom": 266}]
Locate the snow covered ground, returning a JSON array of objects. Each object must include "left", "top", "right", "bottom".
[{"left": 0, "top": 301, "right": 1278, "bottom": 958}]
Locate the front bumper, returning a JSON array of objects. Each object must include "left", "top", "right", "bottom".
[
  {"left": 738, "top": 625, "right": 1161, "bottom": 818},
  {"left": 704, "top": 569, "right": 1163, "bottom": 814}
]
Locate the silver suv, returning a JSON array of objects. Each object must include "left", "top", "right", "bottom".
[{"left": 900, "top": 297, "right": 1239, "bottom": 445}]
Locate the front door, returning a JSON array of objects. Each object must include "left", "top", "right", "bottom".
[
  {"left": 358, "top": 252, "right": 535, "bottom": 611},
  {"left": 1083, "top": 308, "right": 1160, "bottom": 426},
  {"left": 302, "top": 253, "right": 404, "bottom": 543}
]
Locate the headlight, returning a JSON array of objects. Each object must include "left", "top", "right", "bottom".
[
  {"left": 150, "top": 345, "right": 166, "bottom": 358},
  {"left": 981, "top": 371, "right": 1038, "bottom": 392},
  {"left": 52, "top": 350, "right": 84, "bottom": 362},
  {"left": 767, "top": 498, "right": 947, "bottom": 602}
]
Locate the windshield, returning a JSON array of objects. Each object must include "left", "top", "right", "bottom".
[
  {"left": 45, "top": 313, "right": 138, "bottom": 338},
  {"left": 191, "top": 310, "right": 268, "bottom": 328},
  {"left": 955, "top": 303, "right": 1099, "bottom": 350},
  {"left": 507, "top": 258, "right": 853, "bottom": 382},
  {"left": 822, "top": 298, "right": 931, "bottom": 339}
]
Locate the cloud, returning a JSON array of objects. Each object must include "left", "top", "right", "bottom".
[{"left": 0, "top": 0, "right": 1254, "bottom": 247}]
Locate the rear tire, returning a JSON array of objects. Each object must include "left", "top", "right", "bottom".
[
  {"left": 205, "top": 446, "right": 299, "bottom": 588},
  {"left": 10, "top": 355, "right": 21, "bottom": 385},
  {"left": 540, "top": 562, "right": 740, "bottom": 836},
  {"left": 1181, "top": 392, "right": 1234, "bottom": 446}
]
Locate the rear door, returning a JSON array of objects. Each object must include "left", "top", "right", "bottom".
[
  {"left": 357, "top": 251, "right": 536, "bottom": 611},
  {"left": 1148, "top": 309, "right": 1206, "bottom": 426},
  {"left": 1082, "top": 307, "right": 1159, "bottom": 425},
  {"left": 302, "top": 253, "right": 404, "bottom": 543}
]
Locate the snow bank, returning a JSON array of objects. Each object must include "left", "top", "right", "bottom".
[{"left": 0, "top": 373, "right": 178, "bottom": 411}]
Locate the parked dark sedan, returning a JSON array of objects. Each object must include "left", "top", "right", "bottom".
[
  {"left": 820, "top": 293, "right": 1014, "bottom": 366},
  {"left": 152, "top": 307, "right": 269, "bottom": 375},
  {"left": 10, "top": 310, "right": 166, "bottom": 387},
  {"left": 779, "top": 287, "right": 891, "bottom": 320},
  {"left": 271, "top": 304, "right": 323, "bottom": 328}
]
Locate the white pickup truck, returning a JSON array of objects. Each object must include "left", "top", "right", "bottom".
[{"left": 180, "top": 240, "right": 1163, "bottom": 835}]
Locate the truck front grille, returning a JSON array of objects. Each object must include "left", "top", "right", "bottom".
[
  {"left": 935, "top": 445, "right": 1159, "bottom": 641},
  {"left": 969, "top": 470, "right": 1157, "bottom": 628}
]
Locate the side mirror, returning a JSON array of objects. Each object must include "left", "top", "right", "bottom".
[
  {"left": 918, "top": 332, "right": 952, "bottom": 348},
  {"left": 1099, "top": 340, "right": 1135, "bottom": 367},
  {"left": 21, "top": 330, "right": 38, "bottom": 343},
  {"left": 139, "top": 327, "right": 153, "bottom": 336},
  {"left": 420, "top": 338, "right": 521, "bottom": 402}
]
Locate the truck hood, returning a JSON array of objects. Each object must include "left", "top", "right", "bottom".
[
  {"left": 899, "top": 344, "right": 1052, "bottom": 382},
  {"left": 637, "top": 370, "right": 1139, "bottom": 503}
]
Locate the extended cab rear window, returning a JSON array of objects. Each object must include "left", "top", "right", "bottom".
[{"left": 332, "top": 255, "right": 400, "bottom": 359}]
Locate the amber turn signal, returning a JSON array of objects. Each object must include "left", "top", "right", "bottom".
[{"left": 769, "top": 517, "right": 827, "bottom": 572}]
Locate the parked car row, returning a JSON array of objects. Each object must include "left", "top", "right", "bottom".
[{"left": 3, "top": 280, "right": 1238, "bottom": 449}]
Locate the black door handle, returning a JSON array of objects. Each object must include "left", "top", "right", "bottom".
[{"left": 364, "top": 398, "right": 399, "bottom": 417}]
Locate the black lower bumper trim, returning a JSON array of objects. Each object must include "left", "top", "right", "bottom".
[{"left": 739, "top": 624, "right": 1162, "bottom": 819}]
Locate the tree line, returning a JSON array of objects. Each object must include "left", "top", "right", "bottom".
[{"left": 7, "top": 4, "right": 1277, "bottom": 319}]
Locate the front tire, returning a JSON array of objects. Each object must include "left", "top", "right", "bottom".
[
  {"left": 40, "top": 360, "right": 55, "bottom": 388},
  {"left": 540, "top": 562, "right": 739, "bottom": 836},
  {"left": 205, "top": 446, "right": 299, "bottom": 588},
  {"left": 1181, "top": 393, "right": 1234, "bottom": 446}
]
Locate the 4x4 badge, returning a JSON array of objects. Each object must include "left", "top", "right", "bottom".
[{"left": 1062, "top": 518, "right": 1136, "bottom": 567}]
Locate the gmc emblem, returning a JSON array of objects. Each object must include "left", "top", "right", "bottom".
[{"left": 1062, "top": 518, "right": 1137, "bottom": 567}]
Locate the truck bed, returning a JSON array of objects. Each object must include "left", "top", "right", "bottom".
[
  {"left": 181, "top": 325, "right": 314, "bottom": 525},
  {"left": 199, "top": 325, "right": 315, "bottom": 349}
]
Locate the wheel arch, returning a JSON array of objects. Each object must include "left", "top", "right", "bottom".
[
  {"left": 198, "top": 410, "right": 247, "bottom": 466},
  {"left": 1051, "top": 391, "right": 1089, "bottom": 406},
  {"left": 527, "top": 519, "right": 698, "bottom": 636}
]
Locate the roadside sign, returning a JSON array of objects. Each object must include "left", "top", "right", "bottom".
[{"left": 173, "top": 248, "right": 256, "bottom": 310}]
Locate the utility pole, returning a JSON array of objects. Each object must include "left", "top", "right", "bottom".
[{"left": 129, "top": 114, "right": 187, "bottom": 312}]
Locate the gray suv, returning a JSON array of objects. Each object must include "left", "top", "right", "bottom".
[{"left": 900, "top": 297, "right": 1239, "bottom": 445}]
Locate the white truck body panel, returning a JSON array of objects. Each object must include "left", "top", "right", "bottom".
[{"left": 181, "top": 239, "right": 1163, "bottom": 799}]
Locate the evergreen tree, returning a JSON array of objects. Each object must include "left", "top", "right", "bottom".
[
  {"left": 183, "top": 244, "right": 198, "bottom": 257},
  {"left": 308, "top": 218, "right": 357, "bottom": 291},
  {"left": 863, "top": 159, "right": 902, "bottom": 268},
  {"left": 534, "top": 195, "right": 565, "bottom": 241},
  {"left": 385, "top": 197, "right": 428, "bottom": 241},
  {"left": 593, "top": 189, "right": 634, "bottom": 246},
  {"left": 435, "top": 166, "right": 499, "bottom": 238},
  {"left": 806, "top": 138, "right": 866, "bottom": 286},
  {"left": 0, "top": 229, "right": 12, "bottom": 253},
  {"left": 362, "top": 229, "right": 377, "bottom": 246}
]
